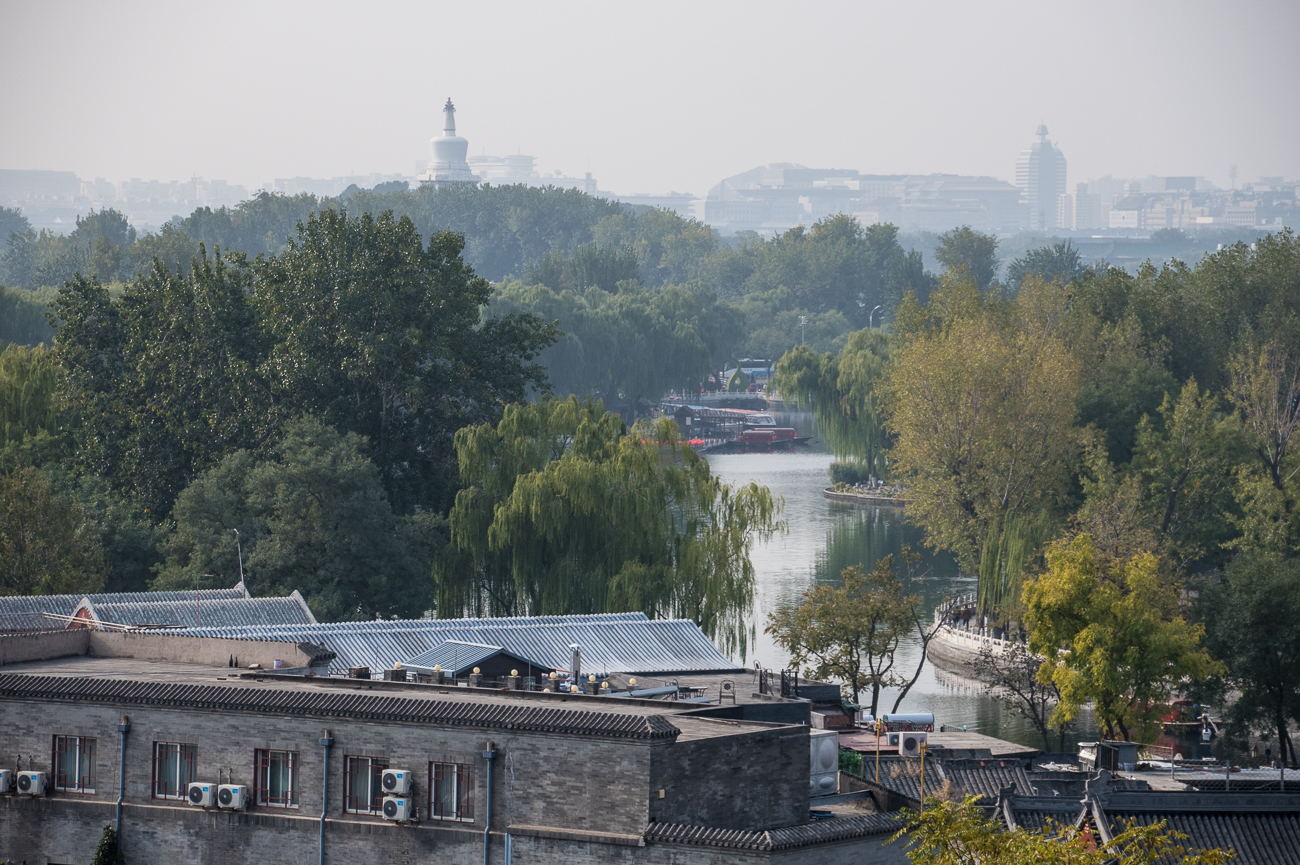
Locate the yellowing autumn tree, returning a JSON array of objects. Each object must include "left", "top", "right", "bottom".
[
  {"left": 887, "top": 274, "right": 1082, "bottom": 614},
  {"left": 1023, "top": 534, "right": 1222, "bottom": 741}
]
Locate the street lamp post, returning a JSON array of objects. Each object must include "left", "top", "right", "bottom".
[
  {"left": 870, "top": 305, "right": 883, "bottom": 329},
  {"left": 799, "top": 315, "right": 807, "bottom": 345}
]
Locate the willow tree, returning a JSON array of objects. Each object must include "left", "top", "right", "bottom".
[
  {"left": 440, "top": 396, "right": 783, "bottom": 657},
  {"left": 886, "top": 273, "right": 1081, "bottom": 615},
  {"left": 771, "top": 328, "right": 893, "bottom": 479}
]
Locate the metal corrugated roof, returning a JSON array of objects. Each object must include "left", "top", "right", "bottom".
[
  {"left": 0, "top": 674, "right": 681, "bottom": 740},
  {"left": 169, "top": 613, "right": 740, "bottom": 677},
  {"left": 401, "top": 641, "right": 542, "bottom": 676},
  {"left": 0, "top": 585, "right": 249, "bottom": 632},
  {"left": 644, "top": 812, "right": 904, "bottom": 850},
  {"left": 82, "top": 592, "right": 316, "bottom": 629}
]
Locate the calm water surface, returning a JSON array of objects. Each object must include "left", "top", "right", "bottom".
[{"left": 706, "top": 436, "right": 1098, "bottom": 751}]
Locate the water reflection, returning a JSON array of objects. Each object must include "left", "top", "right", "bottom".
[{"left": 706, "top": 447, "right": 1098, "bottom": 750}]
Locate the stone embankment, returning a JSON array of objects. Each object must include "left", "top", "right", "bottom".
[
  {"left": 926, "top": 592, "right": 1019, "bottom": 676},
  {"left": 822, "top": 487, "right": 909, "bottom": 507}
]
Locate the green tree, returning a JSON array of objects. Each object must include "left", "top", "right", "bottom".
[
  {"left": 0, "top": 342, "right": 62, "bottom": 458},
  {"left": 708, "top": 215, "right": 930, "bottom": 329},
  {"left": 54, "top": 249, "right": 266, "bottom": 519},
  {"left": 155, "top": 416, "right": 444, "bottom": 621},
  {"left": 887, "top": 274, "right": 1081, "bottom": 614},
  {"left": 935, "top": 226, "right": 999, "bottom": 291},
  {"left": 491, "top": 279, "right": 733, "bottom": 409},
  {"left": 772, "top": 328, "right": 893, "bottom": 479},
  {"left": 766, "top": 558, "right": 916, "bottom": 716},
  {"left": 441, "top": 397, "right": 782, "bottom": 656},
  {"left": 255, "top": 209, "right": 555, "bottom": 515},
  {"left": 1023, "top": 534, "right": 1222, "bottom": 741},
  {"left": 1199, "top": 555, "right": 1300, "bottom": 767},
  {"left": 90, "top": 824, "right": 124, "bottom": 865},
  {"left": 898, "top": 795, "right": 1233, "bottom": 865},
  {"left": 0, "top": 465, "right": 104, "bottom": 597},
  {"left": 0, "top": 283, "right": 53, "bottom": 343},
  {"left": 1004, "top": 240, "right": 1085, "bottom": 291},
  {"left": 0, "top": 206, "right": 30, "bottom": 254},
  {"left": 126, "top": 223, "right": 198, "bottom": 278}
]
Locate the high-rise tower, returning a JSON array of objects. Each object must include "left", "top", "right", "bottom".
[
  {"left": 1016, "top": 125, "right": 1067, "bottom": 232},
  {"left": 420, "top": 99, "right": 477, "bottom": 188}
]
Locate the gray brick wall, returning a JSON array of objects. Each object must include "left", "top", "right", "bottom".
[
  {"left": 0, "top": 694, "right": 895, "bottom": 864},
  {"left": 649, "top": 724, "right": 809, "bottom": 830}
]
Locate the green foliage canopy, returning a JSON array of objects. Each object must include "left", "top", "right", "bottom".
[
  {"left": 155, "top": 416, "right": 445, "bottom": 621},
  {"left": 441, "top": 397, "right": 782, "bottom": 656}
]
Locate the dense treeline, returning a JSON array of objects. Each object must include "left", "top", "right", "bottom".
[
  {"left": 2, "top": 209, "right": 555, "bottom": 619},
  {"left": 0, "top": 201, "right": 785, "bottom": 646},
  {"left": 2, "top": 187, "right": 938, "bottom": 410},
  {"left": 774, "top": 229, "right": 1300, "bottom": 756}
]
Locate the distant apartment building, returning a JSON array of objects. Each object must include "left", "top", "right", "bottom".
[
  {"left": 1015, "top": 125, "right": 1067, "bottom": 232},
  {"left": 0, "top": 168, "right": 252, "bottom": 234},
  {"left": 702, "top": 164, "right": 1023, "bottom": 236},
  {"left": 1057, "top": 182, "right": 1101, "bottom": 231},
  {"left": 1090, "top": 178, "right": 1298, "bottom": 232}
]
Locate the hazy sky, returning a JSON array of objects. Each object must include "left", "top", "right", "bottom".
[{"left": 2, "top": 0, "right": 1297, "bottom": 196}]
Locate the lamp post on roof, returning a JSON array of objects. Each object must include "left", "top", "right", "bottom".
[{"left": 233, "top": 529, "right": 245, "bottom": 588}]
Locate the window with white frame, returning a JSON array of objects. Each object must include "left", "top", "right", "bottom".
[
  {"left": 254, "top": 749, "right": 299, "bottom": 808},
  {"left": 153, "top": 742, "right": 197, "bottom": 800},
  {"left": 52, "top": 736, "right": 96, "bottom": 793},
  {"left": 343, "top": 756, "right": 388, "bottom": 814},
  {"left": 429, "top": 762, "right": 474, "bottom": 821}
]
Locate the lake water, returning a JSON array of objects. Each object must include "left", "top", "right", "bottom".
[{"left": 706, "top": 432, "right": 1098, "bottom": 752}]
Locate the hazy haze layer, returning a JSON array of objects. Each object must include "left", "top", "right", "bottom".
[{"left": 1, "top": 0, "right": 1296, "bottom": 194}]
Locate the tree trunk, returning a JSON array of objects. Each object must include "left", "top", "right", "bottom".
[{"left": 869, "top": 684, "right": 880, "bottom": 719}]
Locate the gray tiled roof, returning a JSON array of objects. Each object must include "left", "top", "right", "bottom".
[
  {"left": 170, "top": 613, "right": 740, "bottom": 677},
  {"left": 0, "top": 674, "right": 681, "bottom": 740},
  {"left": 1104, "top": 811, "right": 1300, "bottom": 864},
  {"left": 867, "top": 757, "right": 1033, "bottom": 804},
  {"left": 1001, "top": 796, "right": 1088, "bottom": 834},
  {"left": 0, "top": 585, "right": 248, "bottom": 632},
  {"left": 644, "top": 812, "right": 904, "bottom": 850}
]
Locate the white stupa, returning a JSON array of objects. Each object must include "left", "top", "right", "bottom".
[{"left": 419, "top": 98, "right": 477, "bottom": 188}]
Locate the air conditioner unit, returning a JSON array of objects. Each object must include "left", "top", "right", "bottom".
[
  {"left": 381, "top": 768, "right": 412, "bottom": 796},
  {"left": 187, "top": 782, "right": 216, "bottom": 807},
  {"left": 0, "top": 769, "right": 11, "bottom": 793},
  {"left": 899, "top": 732, "right": 928, "bottom": 757},
  {"left": 382, "top": 795, "right": 414, "bottom": 822},
  {"left": 887, "top": 732, "right": 900, "bottom": 747},
  {"left": 217, "top": 784, "right": 249, "bottom": 810},
  {"left": 17, "top": 771, "right": 46, "bottom": 796}
]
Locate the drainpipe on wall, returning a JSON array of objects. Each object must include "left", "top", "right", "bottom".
[
  {"left": 115, "top": 715, "right": 130, "bottom": 848},
  {"left": 482, "top": 740, "right": 496, "bottom": 865},
  {"left": 319, "top": 729, "right": 334, "bottom": 865}
]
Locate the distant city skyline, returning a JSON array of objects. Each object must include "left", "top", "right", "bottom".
[{"left": 2, "top": 1, "right": 1297, "bottom": 198}]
